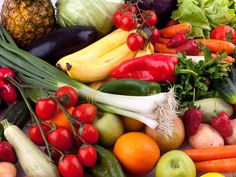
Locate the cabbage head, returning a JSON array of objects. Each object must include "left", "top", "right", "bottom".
[{"left": 56, "top": 0, "right": 124, "bottom": 34}]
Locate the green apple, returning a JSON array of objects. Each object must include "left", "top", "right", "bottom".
[
  {"left": 93, "top": 113, "right": 124, "bottom": 147},
  {"left": 155, "top": 150, "right": 196, "bottom": 177}
]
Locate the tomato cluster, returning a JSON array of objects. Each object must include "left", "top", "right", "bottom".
[
  {"left": 211, "top": 25, "right": 236, "bottom": 44},
  {"left": 29, "top": 86, "right": 99, "bottom": 177},
  {"left": 113, "top": 3, "right": 161, "bottom": 51},
  {"left": 0, "top": 67, "right": 18, "bottom": 104}
]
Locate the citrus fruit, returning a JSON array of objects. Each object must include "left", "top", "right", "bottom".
[
  {"left": 113, "top": 132, "right": 160, "bottom": 176},
  {"left": 200, "top": 172, "right": 225, "bottom": 177},
  {"left": 122, "top": 116, "right": 144, "bottom": 131}
]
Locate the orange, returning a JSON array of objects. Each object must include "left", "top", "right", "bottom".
[
  {"left": 113, "top": 132, "right": 160, "bottom": 176},
  {"left": 122, "top": 116, "right": 144, "bottom": 132}
]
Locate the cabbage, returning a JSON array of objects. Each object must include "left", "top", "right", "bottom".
[
  {"left": 56, "top": 0, "right": 124, "bottom": 34},
  {"left": 171, "top": 0, "right": 236, "bottom": 38}
]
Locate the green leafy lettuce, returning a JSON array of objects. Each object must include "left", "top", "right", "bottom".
[{"left": 171, "top": 0, "right": 236, "bottom": 38}]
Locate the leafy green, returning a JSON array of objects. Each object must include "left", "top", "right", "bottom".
[
  {"left": 56, "top": 0, "right": 124, "bottom": 35},
  {"left": 171, "top": 0, "right": 236, "bottom": 38},
  {"left": 162, "top": 47, "right": 231, "bottom": 107}
]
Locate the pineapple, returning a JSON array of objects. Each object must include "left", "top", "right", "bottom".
[{"left": 0, "top": 0, "right": 56, "bottom": 47}]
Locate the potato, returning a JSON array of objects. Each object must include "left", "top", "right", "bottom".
[
  {"left": 0, "top": 162, "right": 17, "bottom": 177},
  {"left": 194, "top": 98, "right": 233, "bottom": 123},
  {"left": 188, "top": 124, "right": 224, "bottom": 149}
]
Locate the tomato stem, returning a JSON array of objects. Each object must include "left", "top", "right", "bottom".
[{"left": 6, "top": 75, "right": 53, "bottom": 161}]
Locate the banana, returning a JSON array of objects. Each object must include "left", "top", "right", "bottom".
[
  {"left": 135, "top": 42, "right": 154, "bottom": 58},
  {"left": 56, "top": 29, "right": 131, "bottom": 71},
  {"left": 66, "top": 43, "right": 136, "bottom": 83}
]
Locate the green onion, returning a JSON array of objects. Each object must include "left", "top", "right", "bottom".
[{"left": 0, "top": 34, "right": 178, "bottom": 137}]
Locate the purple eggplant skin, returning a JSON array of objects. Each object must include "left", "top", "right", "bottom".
[
  {"left": 24, "top": 26, "right": 99, "bottom": 65},
  {"left": 132, "top": 0, "right": 177, "bottom": 28}
]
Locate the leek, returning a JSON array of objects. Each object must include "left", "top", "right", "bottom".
[{"left": 0, "top": 38, "right": 177, "bottom": 137}]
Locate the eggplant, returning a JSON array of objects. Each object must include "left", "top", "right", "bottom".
[{"left": 24, "top": 26, "right": 99, "bottom": 65}]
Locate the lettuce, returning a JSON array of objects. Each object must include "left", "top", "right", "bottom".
[
  {"left": 171, "top": 0, "right": 236, "bottom": 38},
  {"left": 56, "top": 0, "right": 124, "bottom": 35}
]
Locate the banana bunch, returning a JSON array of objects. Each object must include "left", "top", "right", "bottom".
[{"left": 56, "top": 29, "right": 154, "bottom": 83}]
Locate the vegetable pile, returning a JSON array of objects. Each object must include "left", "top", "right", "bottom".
[{"left": 1, "top": 0, "right": 236, "bottom": 177}]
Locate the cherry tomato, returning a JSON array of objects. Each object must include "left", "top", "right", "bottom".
[
  {"left": 150, "top": 27, "right": 161, "bottom": 44},
  {"left": 78, "top": 145, "right": 97, "bottom": 168},
  {"left": 56, "top": 86, "right": 78, "bottom": 108},
  {"left": 127, "top": 32, "right": 144, "bottom": 51},
  {"left": 35, "top": 98, "right": 57, "bottom": 121},
  {"left": 119, "top": 12, "right": 137, "bottom": 31},
  {"left": 44, "top": 148, "right": 61, "bottom": 162},
  {"left": 72, "top": 103, "right": 97, "bottom": 124},
  {"left": 47, "top": 126, "right": 73, "bottom": 151},
  {"left": 0, "top": 141, "right": 17, "bottom": 163},
  {"left": 0, "top": 82, "right": 18, "bottom": 104},
  {"left": 113, "top": 9, "right": 124, "bottom": 28},
  {"left": 211, "top": 25, "right": 236, "bottom": 44},
  {"left": 77, "top": 124, "right": 99, "bottom": 144},
  {"left": 0, "top": 68, "right": 15, "bottom": 80},
  {"left": 58, "top": 154, "right": 84, "bottom": 177},
  {"left": 122, "top": 3, "right": 138, "bottom": 14},
  {"left": 28, "top": 123, "right": 51, "bottom": 146},
  {"left": 140, "top": 10, "right": 158, "bottom": 27}
]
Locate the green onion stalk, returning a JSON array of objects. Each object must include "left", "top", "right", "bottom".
[{"left": 0, "top": 27, "right": 178, "bottom": 137}]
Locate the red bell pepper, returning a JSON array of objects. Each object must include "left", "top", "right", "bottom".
[
  {"left": 111, "top": 54, "right": 179, "bottom": 82},
  {"left": 111, "top": 53, "right": 195, "bottom": 82}
]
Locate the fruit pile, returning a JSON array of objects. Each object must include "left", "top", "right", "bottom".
[{"left": 0, "top": 0, "right": 236, "bottom": 177}]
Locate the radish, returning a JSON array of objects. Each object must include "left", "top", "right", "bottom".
[{"left": 1, "top": 120, "right": 60, "bottom": 177}]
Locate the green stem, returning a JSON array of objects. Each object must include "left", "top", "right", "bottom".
[
  {"left": 176, "top": 69, "right": 198, "bottom": 77},
  {"left": 6, "top": 76, "right": 53, "bottom": 161}
]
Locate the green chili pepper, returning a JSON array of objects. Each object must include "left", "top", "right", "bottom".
[
  {"left": 99, "top": 79, "right": 161, "bottom": 96},
  {"left": 90, "top": 145, "right": 126, "bottom": 177}
]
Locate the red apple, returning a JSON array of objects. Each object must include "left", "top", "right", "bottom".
[
  {"left": 145, "top": 116, "right": 185, "bottom": 152},
  {"left": 225, "top": 119, "right": 236, "bottom": 145}
]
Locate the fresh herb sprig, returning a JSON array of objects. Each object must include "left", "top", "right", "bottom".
[{"left": 164, "top": 45, "right": 232, "bottom": 108}]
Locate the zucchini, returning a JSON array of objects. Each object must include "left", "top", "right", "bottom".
[
  {"left": 3, "top": 99, "right": 31, "bottom": 128},
  {"left": 24, "top": 26, "right": 99, "bottom": 65}
]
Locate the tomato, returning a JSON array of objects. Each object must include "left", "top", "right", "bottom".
[
  {"left": 127, "top": 32, "right": 144, "bottom": 51},
  {"left": 140, "top": 10, "right": 158, "bottom": 27},
  {"left": 0, "top": 68, "right": 15, "bottom": 80},
  {"left": 44, "top": 148, "right": 61, "bottom": 162},
  {"left": 211, "top": 25, "right": 236, "bottom": 44},
  {"left": 58, "top": 154, "right": 84, "bottom": 177},
  {"left": 35, "top": 98, "right": 57, "bottom": 120},
  {"left": 113, "top": 9, "right": 124, "bottom": 28},
  {"left": 56, "top": 86, "right": 78, "bottom": 108},
  {"left": 77, "top": 124, "right": 99, "bottom": 144},
  {"left": 122, "top": 3, "right": 138, "bottom": 14},
  {"left": 0, "top": 82, "right": 18, "bottom": 104},
  {"left": 72, "top": 103, "right": 97, "bottom": 124},
  {"left": 150, "top": 27, "right": 161, "bottom": 44},
  {"left": 78, "top": 145, "right": 97, "bottom": 168},
  {"left": 28, "top": 123, "right": 51, "bottom": 146},
  {"left": 47, "top": 127, "right": 73, "bottom": 151},
  {"left": 119, "top": 12, "right": 137, "bottom": 31}
]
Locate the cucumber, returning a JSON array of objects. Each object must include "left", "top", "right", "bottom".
[{"left": 3, "top": 99, "right": 31, "bottom": 128}]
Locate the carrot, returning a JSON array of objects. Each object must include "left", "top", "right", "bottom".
[
  {"left": 154, "top": 43, "right": 177, "bottom": 54},
  {"left": 199, "top": 52, "right": 235, "bottom": 63},
  {"left": 196, "top": 39, "right": 235, "bottom": 54},
  {"left": 160, "top": 23, "right": 192, "bottom": 38},
  {"left": 182, "top": 145, "right": 236, "bottom": 162},
  {"left": 158, "top": 38, "right": 171, "bottom": 44},
  {"left": 47, "top": 106, "right": 75, "bottom": 131},
  {"left": 195, "top": 158, "right": 236, "bottom": 173}
]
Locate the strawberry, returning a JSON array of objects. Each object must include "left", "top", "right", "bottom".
[
  {"left": 211, "top": 112, "right": 233, "bottom": 138},
  {"left": 183, "top": 108, "right": 203, "bottom": 137}
]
